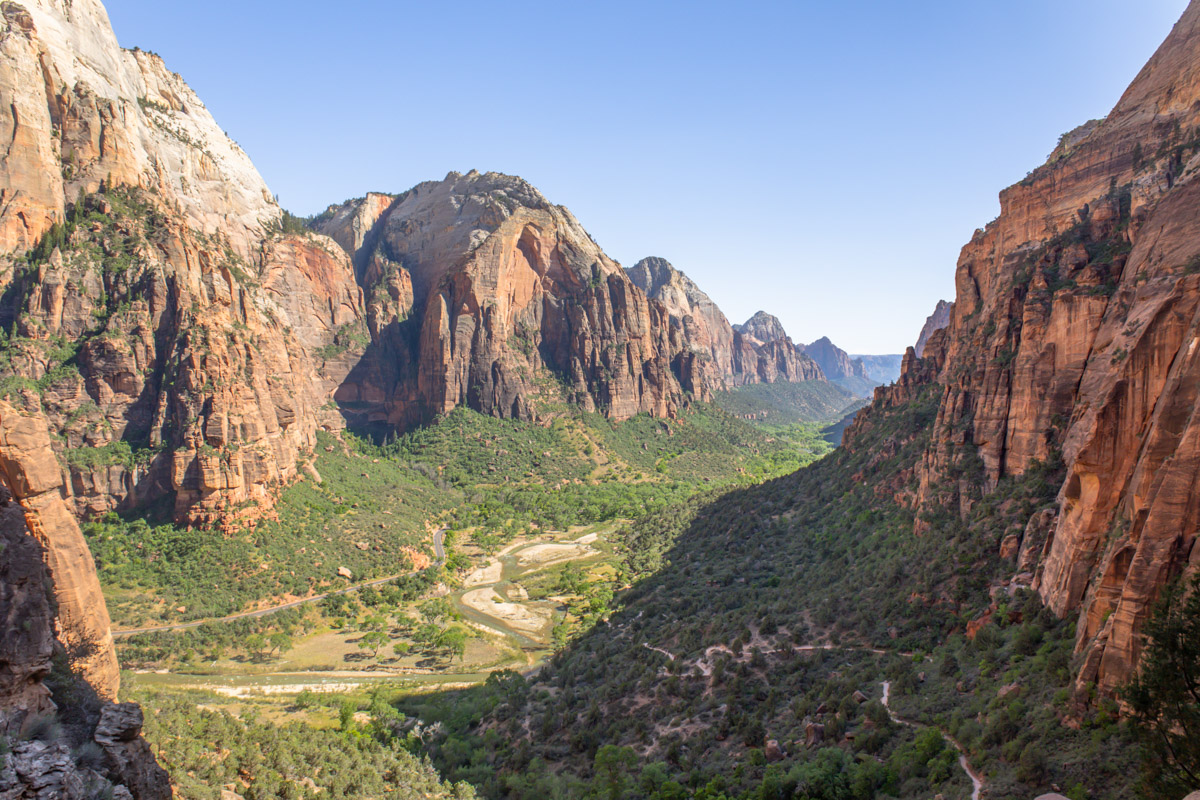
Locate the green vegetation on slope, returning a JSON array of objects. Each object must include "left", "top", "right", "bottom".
[
  {"left": 712, "top": 380, "right": 865, "bottom": 427},
  {"left": 397, "top": 387, "right": 1140, "bottom": 800},
  {"left": 87, "top": 437, "right": 450, "bottom": 625},
  {"left": 1123, "top": 573, "right": 1200, "bottom": 799},
  {"left": 133, "top": 688, "right": 475, "bottom": 800},
  {"left": 91, "top": 403, "right": 831, "bottom": 628}
]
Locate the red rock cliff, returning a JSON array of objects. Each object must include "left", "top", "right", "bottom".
[
  {"left": 626, "top": 258, "right": 825, "bottom": 387},
  {"left": 0, "top": 401, "right": 118, "bottom": 698},
  {"left": 319, "top": 172, "right": 711, "bottom": 430},
  {"left": 878, "top": 1, "right": 1200, "bottom": 697},
  {"left": 0, "top": 0, "right": 369, "bottom": 528}
]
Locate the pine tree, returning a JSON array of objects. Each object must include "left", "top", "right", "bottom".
[{"left": 1123, "top": 573, "right": 1200, "bottom": 799}]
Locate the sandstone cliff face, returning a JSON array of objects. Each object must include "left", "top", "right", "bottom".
[
  {"left": 0, "top": 483, "right": 170, "bottom": 799},
  {"left": 914, "top": 299, "right": 952, "bottom": 358},
  {"left": 0, "top": 189, "right": 366, "bottom": 528},
  {"left": 0, "top": 0, "right": 276, "bottom": 261},
  {"left": 881, "top": 0, "right": 1200, "bottom": 697},
  {"left": 0, "top": 0, "right": 367, "bottom": 529},
  {"left": 0, "top": 401, "right": 117, "bottom": 700},
  {"left": 318, "top": 172, "right": 709, "bottom": 429},
  {"left": 626, "top": 258, "right": 824, "bottom": 387}
]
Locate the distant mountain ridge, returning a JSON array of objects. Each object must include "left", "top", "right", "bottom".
[
  {"left": 736, "top": 312, "right": 896, "bottom": 397},
  {"left": 625, "top": 260, "right": 823, "bottom": 387},
  {"left": 851, "top": 353, "right": 904, "bottom": 384},
  {"left": 915, "top": 299, "right": 952, "bottom": 357},
  {"left": 734, "top": 310, "right": 791, "bottom": 344}
]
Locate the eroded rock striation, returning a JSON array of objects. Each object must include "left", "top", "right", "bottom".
[
  {"left": 0, "top": 402, "right": 117, "bottom": 699},
  {"left": 854, "top": 0, "right": 1200, "bottom": 698},
  {"left": 0, "top": 472, "right": 169, "bottom": 799},
  {"left": 0, "top": 0, "right": 368, "bottom": 528},
  {"left": 317, "top": 173, "right": 727, "bottom": 430},
  {"left": 626, "top": 259, "right": 824, "bottom": 387},
  {"left": 0, "top": 0, "right": 275, "bottom": 259},
  {"left": 0, "top": 188, "right": 366, "bottom": 529}
]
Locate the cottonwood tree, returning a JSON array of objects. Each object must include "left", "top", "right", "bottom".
[
  {"left": 358, "top": 631, "right": 390, "bottom": 658},
  {"left": 268, "top": 632, "right": 292, "bottom": 657}
]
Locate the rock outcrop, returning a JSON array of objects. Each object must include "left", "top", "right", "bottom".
[
  {"left": 0, "top": 0, "right": 276, "bottom": 260},
  {"left": 0, "top": 0, "right": 368, "bottom": 529},
  {"left": 627, "top": 258, "right": 824, "bottom": 387},
  {"left": 0, "top": 471, "right": 169, "bottom": 799},
  {"left": 0, "top": 188, "right": 366, "bottom": 529},
  {"left": 735, "top": 311, "right": 791, "bottom": 345},
  {"left": 0, "top": 402, "right": 117, "bottom": 699},
  {"left": 914, "top": 299, "right": 952, "bottom": 357},
  {"left": 864, "top": 0, "right": 1200, "bottom": 698},
  {"left": 319, "top": 173, "right": 721, "bottom": 430}
]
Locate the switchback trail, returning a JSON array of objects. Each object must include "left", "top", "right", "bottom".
[
  {"left": 113, "top": 529, "right": 446, "bottom": 637},
  {"left": 881, "top": 680, "right": 984, "bottom": 800},
  {"left": 639, "top": 642, "right": 979, "bottom": 796}
]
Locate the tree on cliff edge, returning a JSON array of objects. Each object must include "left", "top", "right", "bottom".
[{"left": 1123, "top": 573, "right": 1200, "bottom": 799}]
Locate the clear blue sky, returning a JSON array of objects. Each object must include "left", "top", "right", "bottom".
[{"left": 105, "top": 0, "right": 1188, "bottom": 354}]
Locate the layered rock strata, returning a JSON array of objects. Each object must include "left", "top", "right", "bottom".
[
  {"left": 0, "top": 0, "right": 275, "bottom": 259},
  {"left": 626, "top": 258, "right": 824, "bottom": 386},
  {"left": 318, "top": 172, "right": 712, "bottom": 430},
  {"left": 0, "top": 0, "right": 368, "bottom": 528},
  {"left": 854, "top": 0, "right": 1200, "bottom": 697},
  {"left": 0, "top": 189, "right": 366, "bottom": 528}
]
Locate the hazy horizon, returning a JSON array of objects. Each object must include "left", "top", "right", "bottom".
[{"left": 104, "top": 0, "right": 1188, "bottom": 353}]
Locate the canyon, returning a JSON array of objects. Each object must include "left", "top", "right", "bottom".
[{"left": 1, "top": 0, "right": 1200, "bottom": 795}]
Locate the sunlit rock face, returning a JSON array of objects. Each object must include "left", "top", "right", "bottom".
[
  {"left": 0, "top": 0, "right": 277, "bottom": 260},
  {"left": 860, "top": 0, "right": 1200, "bottom": 697},
  {"left": 318, "top": 172, "right": 721, "bottom": 431},
  {"left": 628, "top": 259, "right": 824, "bottom": 386}
]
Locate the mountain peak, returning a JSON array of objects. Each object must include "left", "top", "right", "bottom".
[
  {"left": 626, "top": 257, "right": 713, "bottom": 320},
  {"left": 736, "top": 311, "right": 790, "bottom": 344},
  {"left": 0, "top": 0, "right": 277, "bottom": 256}
]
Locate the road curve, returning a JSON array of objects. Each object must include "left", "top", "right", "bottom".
[{"left": 113, "top": 528, "right": 447, "bottom": 638}]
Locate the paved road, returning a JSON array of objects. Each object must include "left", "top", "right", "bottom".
[{"left": 112, "top": 528, "right": 447, "bottom": 638}]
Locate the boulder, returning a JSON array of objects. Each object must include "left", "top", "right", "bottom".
[
  {"left": 999, "top": 533, "right": 1021, "bottom": 560},
  {"left": 95, "top": 703, "right": 172, "bottom": 800}
]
